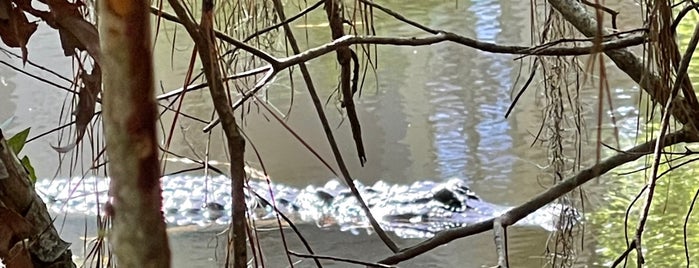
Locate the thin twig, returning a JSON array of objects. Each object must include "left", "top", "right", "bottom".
[
  {"left": 0, "top": 47, "right": 73, "bottom": 83},
  {"left": 580, "top": 0, "right": 619, "bottom": 29},
  {"left": 505, "top": 59, "right": 538, "bottom": 118},
  {"left": 202, "top": 69, "right": 276, "bottom": 132},
  {"left": 253, "top": 95, "right": 339, "bottom": 178},
  {"left": 0, "top": 60, "right": 74, "bottom": 93},
  {"left": 684, "top": 187, "right": 699, "bottom": 268},
  {"left": 149, "top": 5, "right": 279, "bottom": 64},
  {"left": 671, "top": 2, "right": 699, "bottom": 30},
  {"left": 155, "top": 66, "right": 271, "bottom": 100},
  {"left": 221, "top": 0, "right": 326, "bottom": 58},
  {"left": 357, "top": 0, "right": 438, "bottom": 34},
  {"left": 611, "top": 240, "right": 637, "bottom": 268},
  {"left": 289, "top": 251, "right": 396, "bottom": 268},
  {"left": 249, "top": 192, "right": 322, "bottom": 268}
]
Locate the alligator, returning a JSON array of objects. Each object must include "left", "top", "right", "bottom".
[{"left": 34, "top": 171, "right": 576, "bottom": 239}]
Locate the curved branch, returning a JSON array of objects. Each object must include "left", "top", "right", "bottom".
[
  {"left": 156, "top": 66, "right": 271, "bottom": 100},
  {"left": 671, "top": 2, "right": 699, "bottom": 30},
  {"left": 151, "top": 5, "right": 646, "bottom": 68},
  {"left": 379, "top": 130, "right": 697, "bottom": 265},
  {"left": 154, "top": 33, "right": 644, "bottom": 109},
  {"left": 278, "top": 33, "right": 647, "bottom": 69},
  {"left": 547, "top": 0, "right": 699, "bottom": 128}
]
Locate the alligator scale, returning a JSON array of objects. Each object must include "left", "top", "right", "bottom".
[{"left": 35, "top": 171, "right": 573, "bottom": 238}]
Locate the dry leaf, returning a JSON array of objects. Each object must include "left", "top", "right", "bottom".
[
  {"left": 74, "top": 66, "right": 101, "bottom": 143},
  {"left": 49, "top": 143, "right": 75, "bottom": 154},
  {"left": 0, "top": 207, "right": 32, "bottom": 259},
  {"left": 0, "top": 7, "right": 38, "bottom": 64},
  {"left": 5, "top": 242, "right": 32, "bottom": 268},
  {"left": 46, "top": 0, "right": 100, "bottom": 65}
]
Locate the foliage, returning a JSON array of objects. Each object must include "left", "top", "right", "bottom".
[
  {"left": 0, "top": 2, "right": 37, "bottom": 64},
  {"left": 6, "top": 128, "right": 36, "bottom": 184},
  {"left": 0, "top": 1, "right": 99, "bottom": 63},
  {"left": 0, "top": 0, "right": 99, "bottom": 149},
  {"left": 7, "top": 128, "right": 28, "bottom": 155}
]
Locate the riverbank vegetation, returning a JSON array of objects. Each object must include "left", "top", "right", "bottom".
[{"left": 1, "top": 0, "right": 699, "bottom": 267}]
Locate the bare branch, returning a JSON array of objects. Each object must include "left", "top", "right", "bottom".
[
  {"left": 270, "top": 0, "right": 399, "bottom": 253},
  {"left": 278, "top": 33, "right": 647, "bottom": 69},
  {"left": 322, "top": 0, "right": 393, "bottom": 252},
  {"left": 154, "top": 32, "right": 644, "bottom": 122},
  {"left": 672, "top": 2, "right": 699, "bottom": 31},
  {"left": 165, "top": 0, "right": 248, "bottom": 266},
  {"left": 579, "top": 0, "right": 619, "bottom": 29},
  {"left": 547, "top": 0, "right": 699, "bottom": 129},
  {"left": 379, "top": 130, "right": 697, "bottom": 265},
  {"left": 155, "top": 66, "right": 271, "bottom": 100},
  {"left": 289, "top": 251, "right": 396, "bottom": 268},
  {"left": 684, "top": 187, "right": 699, "bottom": 267}
]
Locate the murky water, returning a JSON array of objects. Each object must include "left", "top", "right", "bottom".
[{"left": 3, "top": 0, "right": 690, "bottom": 267}]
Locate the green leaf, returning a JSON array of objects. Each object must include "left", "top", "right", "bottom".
[
  {"left": 7, "top": 127, "right": 30, "bottom": 154},
  {"left": 20, "top": 155, "right": 36, "bottom": 184}
]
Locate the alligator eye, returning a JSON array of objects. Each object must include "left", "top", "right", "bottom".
[
  {"left": 165, "top": 207, "right": 179, "bottom": 214},
  {"left": 203, "top": 202, "right": 225, "bottom": 221},
  {"left": 467, "top": 194, "right": 480, "bottom": 201},
  {"left": 315, "top": 190, "right": 334, "bottom": 203},
  {"left": 275, "top": 198, "right": 291, "bottom": 207},
  {"left": 432, "top": 188, "right": 462, "bottom": 209},
  {"left": 204, "top": 202, "right": 225, "bottom": 211}
]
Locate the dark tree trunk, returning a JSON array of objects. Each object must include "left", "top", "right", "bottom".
[{"left": 0, "top": 130, "right": 75, "bottom": 268}]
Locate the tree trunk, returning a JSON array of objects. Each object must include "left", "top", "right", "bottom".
[
  {"left": 0, "top": 130, "right": 74, "bottom": 268},
  {"left": 98, "top": 0, "right": 171, "bottom": 267}
]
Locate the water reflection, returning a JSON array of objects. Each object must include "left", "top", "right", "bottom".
[
  {"left": 587, "top": 12, "right": 699, "bottom": 267},
  {"left": 424, "top": 0, "right": 514, "bottom": 182},
  {"left": 0, "top": 66, "right": 18, "bottom": 127}
]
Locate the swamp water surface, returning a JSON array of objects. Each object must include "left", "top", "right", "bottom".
[{"left": 3, "top": 0, "right": 697, "bottom": 267}]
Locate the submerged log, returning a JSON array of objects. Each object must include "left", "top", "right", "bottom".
[{"left": 0, "top": 130, "right": 74, "bottom": 267}]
